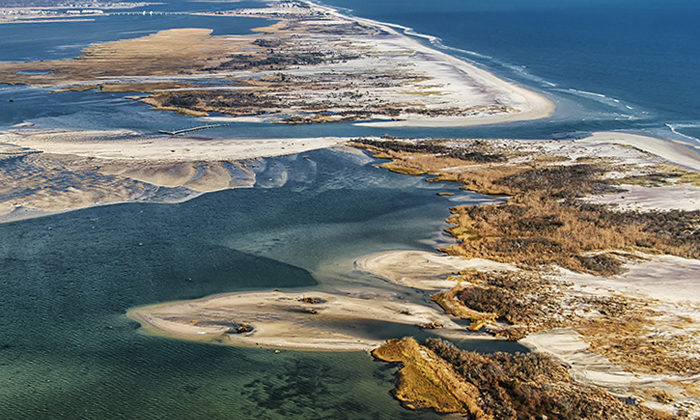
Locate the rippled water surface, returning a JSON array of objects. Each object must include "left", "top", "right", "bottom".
[
  {"left": 0, "top": 148, "right": 524, "bottom": 418},
  {"left": 4, "top": 0, "right": 693, "bottom": 417}
]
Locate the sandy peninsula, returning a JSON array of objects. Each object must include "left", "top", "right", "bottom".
[
  {"left": 0, "top": 0, "right": 554, "bottom": 127},
  {"left": 0, "top": 128, "right": 347, "bottom": 222},
  {"left": 301, "top": 0, "right": 555, "bottom": 127}
]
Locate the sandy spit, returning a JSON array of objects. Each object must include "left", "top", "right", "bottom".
[
  {"left": 127, "top": 290, "right": 467, "bottom": 351},
  {"left": 355, "top": 250, "right": 516, "bottom": 290},
  {"left": 307, "top": 0, "right": 555, "bottom": 128},
  {"left": 577, "top": 131, "right": 700, "bottom": 172},
  {"left": 1, "top": 129, "right": 348, "bottom": 162}
]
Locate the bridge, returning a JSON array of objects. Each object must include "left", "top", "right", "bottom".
[
  {"left": 110, "top": 11, "right": 190, "bottom": 16},
  {"left": 158, "top": 124, "right": 224, "bottom": 136}
]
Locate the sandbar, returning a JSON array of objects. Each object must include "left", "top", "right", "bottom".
[
  {"left": 355, "top": 250, "right": 516, "bottom": 290},
  {"left": 127, "top": 290, "right": 467, "bottom": 351},
  {"left": 1, "top": 129, "right": 346, "bottom": 162},
  {"left": 0, "top": 128, "right": 349, "bottom": 222}
]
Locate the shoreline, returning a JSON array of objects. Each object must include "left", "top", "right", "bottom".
[
  {"left": 577, "top": 131, "right": 700, "bottom": 172},
  {"left": 304, "top": 0, "right": 556, "bottom": 127},
  {"left": 0, "top": 0, "right": 555, "bottom": 128}
]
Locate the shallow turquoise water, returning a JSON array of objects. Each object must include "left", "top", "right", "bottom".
[{"left": 0, "top": 149, "right": 523, "bottom": 418}]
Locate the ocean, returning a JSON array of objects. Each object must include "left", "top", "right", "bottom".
[
  {"left": 1, "top": 0, "right": 698, "bottom": 417},
  {"left": 2, "top": 0, "right": 699, "bottom": 143},
  {"left": 319, "top": 0, "right": 700, "bottom": 143}
]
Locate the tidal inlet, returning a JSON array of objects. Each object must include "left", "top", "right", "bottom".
[{"left": 1, "top": 0, "right": 699, "bottom": 418}]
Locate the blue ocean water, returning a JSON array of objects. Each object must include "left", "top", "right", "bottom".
[{"left": 319, "top": 0, "right": 700, "bottom": 144}]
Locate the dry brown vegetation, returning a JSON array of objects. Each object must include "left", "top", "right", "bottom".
[
  {"left": 374, "top": 337, "right": 668, "bottom": 419},
  {"left": 353, "top": 138, "right": 700, "bottom": 276},
  {"left": 433, "top": 270, "right": 562, "bottom": 339},
  {"left": 431, "top": 279, "right": 497, "bottom": 331},
  {"left": 0, "top": 29, "right": 236, "bottom": 83},
  {"left": 578, "top": 315, "right": 700, "bottom": 375},
  {"left": 0, "top": 7, "right": 512, "bottom": 124},
  {"left": 617, "top": 163, "right": 700, "bottom": 187},
  {"left": 0, "top": 21, "right": 367, "bottom": 121},
  {"left": 372, "top": 337, "right": 492, "bottom": 418},
  {"left": 432, "top": 270, "right": 700, "bottom": 375},
  {"left": 445, "top": 196, "right": 699, "bottom": 275},
  {"left": 356, "top": 137, "right": 700, "bottom": 381}
]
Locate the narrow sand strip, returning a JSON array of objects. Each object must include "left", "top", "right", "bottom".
[
  {"left": 1, "top": 129, "right": 347, "bottom": 162},
  {"left": 577, "top": 132, "right": 700, "bottom": 172}
]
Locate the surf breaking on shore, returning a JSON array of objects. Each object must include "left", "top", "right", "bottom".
[{"left": 0, "top": 0, "right": 553, "bottom": 127}]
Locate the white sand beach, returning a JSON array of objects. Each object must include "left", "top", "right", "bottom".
[
  {"left": 577, "top": 131, "right": 700, "bottom": 171},
  {"left": 0, "top": 129, "right": 346, "bottom": 162}
]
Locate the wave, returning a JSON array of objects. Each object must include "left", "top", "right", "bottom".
[
  {"left": 315, "top": 0, "right": 562, "bottom": 90},
  {"left": 666, "top": 123, "right": 700, "bottom": 143},
  {"left": 384, "top": 21, "right": 565, "bottom": 89},
  {"left": 555, "top": 87, "right": 648, "bottom": 117},
  {"left": 422, "top": 35, "right": 493, "bottom": 60},
  {"left": 566, "top": 88, "right": 608, "bottom": 99},
  {"left": 495, "top": 62, "right": 558, "bottom": 87},
  {"left": 53, "top": 43, "right": 88, "bottom": 50}
]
